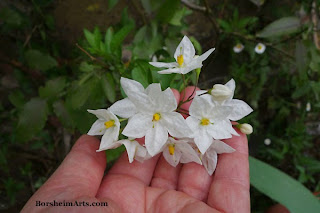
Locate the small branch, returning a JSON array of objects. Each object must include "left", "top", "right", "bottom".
[
  {"left": 312, "top": 1, "right": 320, "bottom": 49},
  {"left": 23, "top": 25, "right": 38, "bottom": 48},
  {"left": 76, "top": 43, "right": 97, "bottom": 61},
  {"left": 181, "top": 0, "right": 206, "bottom": 12}
]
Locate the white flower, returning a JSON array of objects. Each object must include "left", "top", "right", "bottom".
[
  {"left": 255, "top": 43, "right": 266, "bottom": 54},
  {"left": 202, "top": 140, "right": 235, "bottom": 175},
  {"left": 306, "top": 102, "right": 311, "bottom": 112},
  {"left": 239, "top": 123, "right": 253, "bottom": 135},
  {"left": 87, "top": 109, "right": 120, "bottom": 150},
  {"left": 97, "top": 138, "right": 150, "bottom": 163},
  {"left": 264, "top": 138, "right": 271, "bottom": 146},
  {"left": 213, "top": 79, "right": 253, "bottom": 121},
  {"left": 233, "top": 43, "right": 244, "bottom": 53},
  {"left": 186, "top": 95, "right": 238, "bottom": 154},
  {"left": 210, "top": 84, "right": 233, "bottom": 102},
  {"left": 162, "top": 137, "right": 201, "bottom": 167},
  {"left": 109, "top": 77, "right": 191, "bottom": 156},
  {"left": 149, "top": 35, "right": 215, "bottom": 74}
]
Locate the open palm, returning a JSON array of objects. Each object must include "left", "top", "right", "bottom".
[{"left": 22, "top": 89, "right": 250, "bottom": 213}]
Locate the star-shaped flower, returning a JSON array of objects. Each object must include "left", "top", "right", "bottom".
[
  {"left": 255, "top": 43, "right": 266, "bottom": 54},
  {"left": 186, "top": 95, "right": 238, "bottom": 154},
  {"left": 149, "top": 35, "right": 215, "bottom": 74},
  {"left": 109, "top": 77, "right": 191, "bottom": 156},
  {"left": 233, "top": 43, "right": 244, "bottom": 53},
  {"left": 213, "top": 79, "right": 253, "bottom": 121},
  {"left": 87, "top": 109, "right": 120, "bottom": 151},
  {"left": 161, "top": 137, "right": 201, "bottom": 167}
]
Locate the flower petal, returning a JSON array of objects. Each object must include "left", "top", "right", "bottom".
[
  {"left": 197, "top": 48, "right": 215, "bottom": 61},
  {"left": 224, "top": 99, "right": 253, "bottom": 121},
  {"left": 189, "top": 95, "right": 213, "bottom": 119},
  {"left": 211, "top": 140, "right": 235, "bottom": 154},
  {"left": 163, "top": 145, "right": 182, "bottom": 167},
  {"left": 109, "top": 98, "right": 137, "bottom": 118},
  {"left": 158, "top": 67, "right": 182, "bottom": 74},
  {"left": 87, "top": 120, "right": 105, "bottom": 136},
  {"left": 121, "top": 139, "right": 138, "bottom": 163},
  {"left": 202, "top": 150, "right": 217, "bottom": 175},
  {"left": 87, "top": 109, "right": 111, "bottom": 120},
  {"left": 146, "top": 84, "right": 177, "bottom": 112},
  {"left": 186, "top": 116, "right": 200, "bottom": 136},
  {"left": 99, "top": 126, "right": 120, "bottom": 150},
  {"left": 96, "top": 141, "right": 122, "bottom": 152},
  {"left": 174, "top": 36, "right": 195, "bottom": 64},
  {"left": 149, "top": 62, "right": 178, "bottom": 68},
  {"left": 206, "top": 121, "right": 232, "bottom": 140},
  {"left": 122, "top": 113, "right": 152, "bottom": 138},
  {"left": 178, "top": 142, "right": 202, "bottom": 164},
  {"left": 145, "top": 122, "right": 168, "bottom": 156},
  {"left": 161, "top": 112, "right": 190, "bottom": 137},
  {"left": 194, "top": 128, "right": 213, "bottom": 154},
  {"left": 225, "top": 79, "right": 235, "bottom": 99}
]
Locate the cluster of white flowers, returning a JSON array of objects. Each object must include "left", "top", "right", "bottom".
[
  {"left": 87, "top": 36, "right": 253, "bottom": 175},
  {"left": 233, "top": 42, "right": 266, "bottom": 54}
]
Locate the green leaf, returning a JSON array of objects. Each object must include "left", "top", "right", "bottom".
[
  {"left": 53, "top": 100, "right": 74, "bottom": 129},
  {"left": 156, "top": 0, "right": 180, "bottom": 24},
  {"left": 111, "top": 24, "right": 134, "bottom": 53},
  {"left": 16, "top": 98, "right": 48, "bottom": 142},
  {"left": 84, "top": 29, "right": 95, "bottom": 48},
  {"left": 8, "top": 90, "right": 26, "bottom": 108},
  {"left": 250, "top": 156, "right": 320, "bottom": 213},
  {"left": 132, "top": 67, "right": 149, "bottom": 87},
  {"left": 257, "top": 17, "right": 301, "bottom": 38},
  {"left": 108, "top": 0, "right": 119, "bottom": 11},
  {"left": 104, "top": 27, "right": 113, "bottom": 54},
  {"left": 39, "top": 77, "right": 66, "bottom": 100},
  {"left": 25, "top": 49, "right": 57, "bottom": 71},
  {"left": 101, "top": 73, "right": 116, "bottom": 103},
  {"left": 0, "top": 8, "right": 22, "bottom": 27}
]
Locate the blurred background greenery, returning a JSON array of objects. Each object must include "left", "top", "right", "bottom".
[{"left": 0, "top": 0, "right": 319, "bottom": 212}]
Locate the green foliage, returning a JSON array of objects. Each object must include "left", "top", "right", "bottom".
[
  {"left": 257, "top": 17, "right": 302, "bottom": 38},
  {"left": 25, "top": 49, "right": 57, "bottom": 71},
  {"left": 250, "top": 157, "right": 320, "bottom": 213},
  {"left": 16, "top": 98, "right": 48, "bottom": 142}
]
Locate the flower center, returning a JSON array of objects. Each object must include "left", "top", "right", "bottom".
[
  {"left": 168, "top": 144, "right": 175, "bottom": 155},
  {"left": 104, "top": 120, "right": 115, "bottom": 129},
  {"left": 236, "top": 44, "right": 242, "bottom": 49},
  {"left": 177, "top": 54, "right": 184, "bottom": 67},
  {"left": 258, "top": 45, "right": 262, "bottom": 50},
  {"left": 153, "top": 113, "right": 161, "bottom": 121},
  {"left": 200, "top": 118, "right": 210, "bottom": 126}
]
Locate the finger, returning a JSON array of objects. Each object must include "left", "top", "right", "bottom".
[
  {"left": 22, "top": 135, "right": 106, "bottom": 211},
  {"left": 171, "top": 88, "right": 180, "bottom": 104},
  {"left": 102, "top": 150, "right": 160, "bottom": 186},
  {"left": 177, "top": 162, "right": 212, "bottom": 201},
  {"left": 96, "top": 152, "right": 160, "bottom": 212},
  {"left": 150, "top": 155, "right": 182, "bottom": 190},
  {"left": 180, "top": 86, "right": 200, "bottom": 112},
  {"left": 207, "top": 129, "right": 250, "bottom": 213}
]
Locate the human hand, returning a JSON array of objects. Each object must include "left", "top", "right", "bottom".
[{"left": 22, "top": 88, "right": 250, "bottom": 213}]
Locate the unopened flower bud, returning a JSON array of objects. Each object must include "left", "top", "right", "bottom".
[
  {"left": 210, "top": 84, "right": 232, "bottom": 102},
  {"left": 239, "top": 123, "right": 253, "bottom": 135}
]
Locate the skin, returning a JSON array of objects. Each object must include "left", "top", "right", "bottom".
[{"left": 22, "top": 87, "right": 250, "bottom": 213}]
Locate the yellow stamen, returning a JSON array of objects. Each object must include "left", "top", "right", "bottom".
[
  {"left": 258, "top": 45, "right": 262, "bottom": 50},
  {"left": 177, "top": 54, "right": 184, "bottom": 67},
  {"left": 153, "top": 113, "right": 161, "bottom": 121},
  {"left": 168, "top": 144, "right": 175, "bottom": 155},
  {"left": 104, "top": 120, "right": 115, "bottom": 129},
  {"left": 236, "top": 44, "right": 242, "bottom": 49},
  {"left": 200, "top": 118, "right": 210, "bottom": 126}
]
